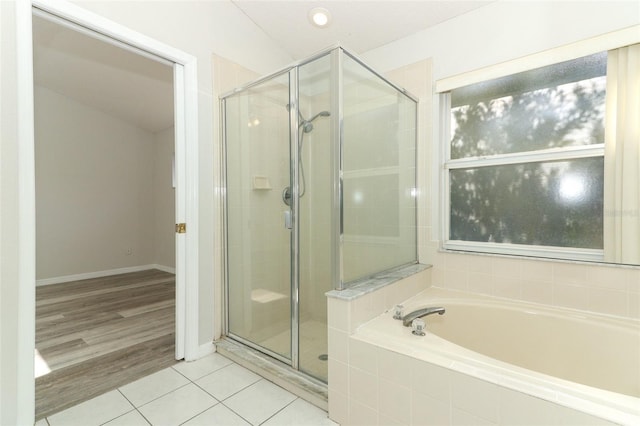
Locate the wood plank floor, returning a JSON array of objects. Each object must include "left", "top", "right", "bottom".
[{"left": 35, "top": 269, "right": 178, "bottom": 420}]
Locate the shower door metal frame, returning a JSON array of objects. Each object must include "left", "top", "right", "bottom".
[
  {"left": 221, "top": 67, "right": 302, "bottom": 370},
  {"left": 221, "top": 46, "right": 420, "bottom": 377},
  {"left": 288, "top": 67, "right": 301, "bottom": 370}
]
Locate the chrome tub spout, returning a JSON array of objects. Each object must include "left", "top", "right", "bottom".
[{"left": 402, "top": 307, "right": 445, "bottom": 326}]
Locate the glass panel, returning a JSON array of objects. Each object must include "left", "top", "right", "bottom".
[
  {"left": 342, "top": 54, "right": 418, "bottom": 283},
  {"left": 225, "top": 73, "right": 292, "bottom": 360},
  {"left": 451, "top": 52, "right": 607, "bottom": 159},
  {"left": 450, "top": 157, "right": 604, "bottom": 248},
  {"left": 297, "top": 54, "right": 332, "bottom": 382}
]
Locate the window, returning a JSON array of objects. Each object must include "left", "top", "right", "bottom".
[{"left": 443, "top": 52, "right": 608, "bottom": 260}]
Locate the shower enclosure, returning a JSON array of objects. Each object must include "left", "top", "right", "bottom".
[{"left": 222, "top": 47, "right": 417, "bottom": 383}]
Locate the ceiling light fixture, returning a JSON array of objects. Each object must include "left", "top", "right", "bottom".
[{"left": 309, "top": 7, "right": 331, "bottom": 28}]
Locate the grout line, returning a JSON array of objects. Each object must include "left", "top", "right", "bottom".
[
  {"left": 176, "top": 402, "right": 221, "bottom": 426},
  {"left": 257, "top": 397, "right": 299, "bottom": 425},
  {"left": 219, "top": 401, "right": 256, "bottom": 426}
]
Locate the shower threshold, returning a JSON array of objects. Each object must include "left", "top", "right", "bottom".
[{"left": 214, "top": 338, "right": 328, "bottom": 410}]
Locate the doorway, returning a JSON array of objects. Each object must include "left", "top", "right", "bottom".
[
  {"left": 17, "top": 1, "right": 201, "bottom": 422},
  {"left": 32, "top": 10, "right": 178, "bottom": 418}
]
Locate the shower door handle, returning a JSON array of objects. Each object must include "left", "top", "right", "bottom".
[{"left": 284, "top": 210, "right": 293, "bottom": 230}]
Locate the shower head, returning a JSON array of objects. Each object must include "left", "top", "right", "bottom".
[
  {"left": 301, "top": 110, "right": 330, "bottom": 133},
  {"left": 286, "top": 104, "right": 331, "bottom": 133},
  {"left": 308, "top": 111, "right": 331, "bottom": 122}
]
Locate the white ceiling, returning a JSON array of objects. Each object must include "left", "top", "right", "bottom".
[
  {"left": 232, "top": 1, "right": 492, "bottom": 60},
  {"left": 32, "top": 14, "right": 174, "bottom": 134},
  {"left": 32, "top": 1, "right": 491, "bottom": 132}
]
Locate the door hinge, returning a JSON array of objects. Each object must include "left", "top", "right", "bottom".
[{"left": 176, "top": 223, "right": 187, "bottom": 234}]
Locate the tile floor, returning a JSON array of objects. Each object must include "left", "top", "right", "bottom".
[{"left": 36, "top": 353, "right": 337, "bottom": 426}]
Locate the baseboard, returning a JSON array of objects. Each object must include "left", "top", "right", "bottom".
[
  {"left": 36, "top": 264, "right": 176, "bottom": 286},
  {"left": 152, "top": 264, "right": 176, "bottom": 274},
  {"left": 199, "top": 342, "right": 216, "bottom": 358}
]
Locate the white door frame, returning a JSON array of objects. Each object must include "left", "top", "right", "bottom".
[{"left": 15, "top": 0, "right": 200, "bottom": 422}]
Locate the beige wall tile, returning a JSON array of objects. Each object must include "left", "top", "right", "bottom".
[
  {"left": 377, "top": 348, "right": 414, "bottom": 386},
  {"left": 349, "top": 339, "right": 377, "bottom": 375},
  {"left": 349, "top": 367, "right": 378, "bottom": 410},
  {"left": 451, "top": 374, "right": 499, "bottom": 424},
  {"left": 349, "top": 399, "right": 379, "bottom": 426},
  {"left": 328, "top": 328, "right": 349, "bottom": 364},
  {"left": 327, "top": 298, "right": 350, "bottom": 333},
  {"left": 412, "top": 391, "right": 450, "bottom": 426},
  {"left": 328, "top": 389, "right": 348, "bottom": 425},
  {"left": 553, "top": 283, "right": 589, "bottom": 311},
  {"left": 411, "top": 363, "right": 451, "bottom": 403},
  {"left": 378, "top": 379, "right": 411, "bottom": 425},
  {"left": 587, "top": 287, "right": 628, "bottom": 317}
]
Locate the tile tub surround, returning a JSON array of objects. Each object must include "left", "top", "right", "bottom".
[
  {"left": 326, "top": 265, "right": 638, "bottom": 425},
  {"left": 327, "top": 265, "right": 432, "bottom": 424},
  {"left": 431, "top": 251, "right": 640, "bottom": 320}
]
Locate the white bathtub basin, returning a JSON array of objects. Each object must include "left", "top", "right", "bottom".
[{"left": 355, "top": 287, "right": 640, "bottom": 424}]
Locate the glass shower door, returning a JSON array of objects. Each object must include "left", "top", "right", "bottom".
[{"left": 225, "top": 73, "right": 293, "bottom": 362}]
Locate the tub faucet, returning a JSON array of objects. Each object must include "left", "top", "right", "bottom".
[{"left": 402, "top": 307, "right": 445, "bottom": 327}]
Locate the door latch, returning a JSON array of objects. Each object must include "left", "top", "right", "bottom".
[{"left": 175, "top": 223, "right": 187, "bottom": 234}]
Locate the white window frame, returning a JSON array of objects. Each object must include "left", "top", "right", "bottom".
[
  {"left": 436, "top": 26, "right": 640, "bottom": 263},
  {"left": 440, "top": 84, "right": 606, "bottom": 262}
]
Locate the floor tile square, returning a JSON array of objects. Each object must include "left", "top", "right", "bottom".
[
  {"left": 224, "top": 379, "right": 297, "bottom": 425},
  {"left": 262, "top": 398, "right": 337, "bottom": 426},
  {"left": 137, "top": 383, "right": 217, "bottom": 426},
  {"left": 47, "top": 390, "right": 134, "bottom": 426},
  {"left": 102, "top": 409, "right": 150, "bottom": 425},
  {"left": 120, "top": 367, "right": 190, "bottom": 407},
  {"left": 182, "top": 404, "right": 251, "bottom": 426},
  {"left": 173, "top": 353, "right": 233, "bottom": 380},
  {"left": 196, "top": 363, "right": 261, "bottom": 401}
]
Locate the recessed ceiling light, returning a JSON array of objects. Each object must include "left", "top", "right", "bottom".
[{"left": 309, "top": 7, "right": 331, "bottom": 28}]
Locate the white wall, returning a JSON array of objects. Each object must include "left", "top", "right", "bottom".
[
  {"left": 154, "top": 126, "right": 176, "bottom": 269},
  {"left": 362, "top": 0, "right": 640, "bottom": 79},
  {"left": 35, "top": 86, "right": 156, "bottom": 280},
  {"left": 362, "top": 1, "right": 640, "bottom": 320}
]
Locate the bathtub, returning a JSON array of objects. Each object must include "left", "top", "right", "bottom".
[{"left": 353, "top": 287, "right": 640, "bottom": 425}]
